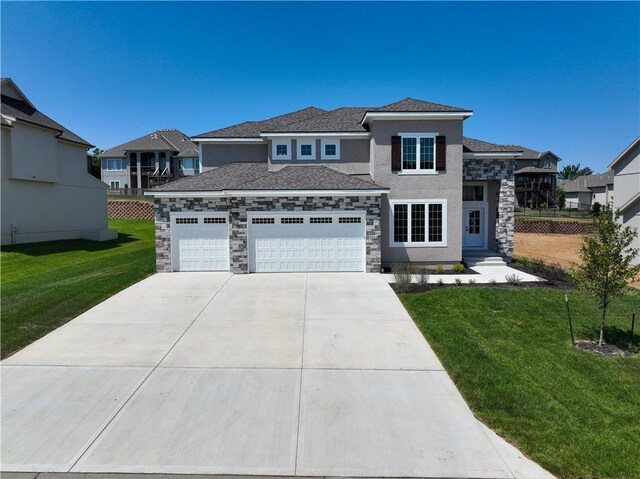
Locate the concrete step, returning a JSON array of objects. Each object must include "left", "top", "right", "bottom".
[{"left": 464, "top": 256, "right": 507, "bottom": 267}]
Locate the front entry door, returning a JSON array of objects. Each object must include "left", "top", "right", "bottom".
[{"left": 463, "top": 207, "right": 485, "bottom": 248}]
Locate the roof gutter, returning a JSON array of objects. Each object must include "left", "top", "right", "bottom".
[
  {"left": 192, "top": 137, "right": 265, "bottom": 143},
  {"left": 463, "top": 152, "right": 523, "bottom": 158},
  {"left": 146, "top": 188, "right": 390, "bottom": 198},
  {"left": 361, "top": 111, "right": 473, "bottom": 125},
  {"left": 260, "top": 132, "right": 371, "bottom": 138}
]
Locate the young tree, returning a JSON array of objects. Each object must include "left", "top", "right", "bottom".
[
  {"left": 558, "top": 163, "right": 594, "bottom": 180},
  {"left": 572, "top": 205, "right": 640, "bottom": 346},
  {"left": 555, "top": 186, "right": 566, "bottom": 210}
]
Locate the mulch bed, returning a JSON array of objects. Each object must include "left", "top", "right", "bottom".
[
  {"left": 392, "top": 281, "right": 565, "bottom": 294},
  {"left": 575, "top": 340, "right": 635, "bottom": 357}
]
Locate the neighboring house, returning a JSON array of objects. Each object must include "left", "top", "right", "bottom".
[
  {"left": 146, "top": 98, "right": 522, "bottom": 273},
  {"left": 609, "top": 136, "right": 640, "bottom": 264},
  {"left": 101, "top": 129, "right": 200, "bottom": 190},
  {"left": 1, "top": 78, "right": 116, "bottom": 245},
  {"left": 561, "top": 170, "right": 614, "bottom": 210},
  {"left": 509, "top": 146, "right": 561, "bottom": 208}
]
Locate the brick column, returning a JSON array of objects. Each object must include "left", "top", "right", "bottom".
[{"left": 496, "top": 179, "right": 514, "bottom": 258}]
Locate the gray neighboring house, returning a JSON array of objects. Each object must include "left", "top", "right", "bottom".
[
  {"left": 560, "top": 170, "right": 615, "bottom": 210},
  {"left": 1, "top": 78, "right": 116, "bottom": 245},
  {"left": 147, "top": 98, "right": 522, "bottom": 273},
  {"left": 510, "top": 146, "right": 561, "bottom": 207},
  {"left": 609, "top": 136, "right": 640, "bottom": 264},
  {"left": 101, "top": 129, "right": 200, "bottom": 190}
]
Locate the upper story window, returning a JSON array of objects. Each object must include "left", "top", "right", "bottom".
[
  {"left": 179, "top": 158, "right": 200, "bottom": 171},
  {"left": 543, "top": 157, "right": 552, "bottom": 168},
  {"left": 401, "top": 133, "right": 436, "bottom": 173},
  {"left": 297, "top": 140, "right": 316, "bottom": 159},
  {"left": 106, "top": 159, "right": 122, "bottom": 171},
  {"left": 321, "top": 139, "right": 340, "bottom": 160},
  {"left": 272, "top": 140, "right": 291, "bottom": 160}
]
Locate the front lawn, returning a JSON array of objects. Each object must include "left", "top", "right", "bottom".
[
  {"left": 401, "top": 287, "right": 640, "bottom": 479},
  {"left": 1, "top": 219, "right": 155, "bottom": 358}
]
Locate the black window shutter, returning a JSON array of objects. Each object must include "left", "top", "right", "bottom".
[
  {"left": 435, "top": 136, "right": 446, "bottom": 171},
  {"left": 391, "top": 136, "right": 401, "bottom": 172}
]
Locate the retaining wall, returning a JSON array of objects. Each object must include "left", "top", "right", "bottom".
[
  {"left": 515, "top": 219, "right": 593, "bottom": 234},
  {"left": 108, "top": 200, "right": 154, "bottom": 220}
]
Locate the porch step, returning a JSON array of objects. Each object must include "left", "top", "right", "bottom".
[{"left": 463, "top": 255, "right": 507, "bottom": 267}]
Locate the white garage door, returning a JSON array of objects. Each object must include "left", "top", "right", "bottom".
[
  {"left": 171, "top": 213, "right": 230, "bottom": 271},
  {"left": 248, "top": 212, "right": 366, "bottom": 273}
]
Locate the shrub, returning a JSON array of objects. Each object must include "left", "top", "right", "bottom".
[
  {"left": 454, "top": 278, "right": 462, "bottom": 286},
  {"left": 434, "top": 264, "right": 445, "bottom": 274},
  {"left": 452, "top": 263, "right": 465, "bottom": 273},
  {"left": 468, "top": 278, "right": 476, "bottom": 285},
  {"left": 505, "top": 274, "right": 522, "bottom": 286},
  {"left": 437, "top": 278, "right": 444, "bottom": 286},
  {"left": 489, "top": 278, "right": 497, "bottom": 285},
  {"left": 417, "top": 267, "right": 430, "bottom": 287},
  {"left": 591, "top": 201, "right": 602, "bottom": 216},
  {"left": 392, "top": 263, "right": 412, "bottom": 293}
]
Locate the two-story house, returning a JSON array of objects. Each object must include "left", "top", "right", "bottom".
[
  {"left": 146, "top": 99, "right": 522, "bottom": 273},
  {"left": 1, "top": 78, "right": 116, "bottom": 245},
  {"left": 609, "top": 136, "right": 640, "bottom": 264},
  {"left": 101, "top": 129, "right": 200, "bottom": 190},
  {"left": 560, "top": 171, "right": 615, "bottom": 210},
  {"left": 509, "top": 146, "right": 561, "bottom": 208}
]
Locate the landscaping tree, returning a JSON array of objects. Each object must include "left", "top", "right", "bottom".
[
  {"left": 572, "top": 204, "right": 640, "bottom": 346},
  {"left": 555, "top": 186, "right": 566, "bottom": 210},
  {"left": 558, "top": 163, "right": 593, "bottom": 180},
  {"left": 89, "top": 147, "right": 104, "bottom": 179}
]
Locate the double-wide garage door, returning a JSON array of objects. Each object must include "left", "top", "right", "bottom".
[
  {"left": 171, "top": 212, "right": 366, "bottom": 273},
  {"left": 248, "top": 212, "right": 366, "bottom": 273}
]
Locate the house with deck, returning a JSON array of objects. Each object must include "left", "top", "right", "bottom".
[{"left": 101, "top": 129, "right": 200, "bottom": 190}]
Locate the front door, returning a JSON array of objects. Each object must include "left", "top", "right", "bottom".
[{"left": 463, "top": 207, "right": 484, "bottom": 248}]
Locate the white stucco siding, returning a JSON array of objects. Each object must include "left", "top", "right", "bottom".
[{"left": 9, "top": 122, "right": 58, "bottom": 182}]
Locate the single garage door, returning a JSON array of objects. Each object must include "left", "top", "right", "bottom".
[
  {"left": 248, "top": 212, "right": 366, "bottom": 273},
  {"left": 171, "top": 213, "right": 230, "bottom": 271}
]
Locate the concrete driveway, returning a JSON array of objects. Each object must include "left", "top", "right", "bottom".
[{"left": 2, "top": 273, "right": 552, "bottom": 478}]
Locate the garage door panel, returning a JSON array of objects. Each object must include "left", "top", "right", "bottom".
[
  {"left": 249, "top": 214, "right": 366, "bottom": 273},
  {"left": 171, "top": 215, "right": 230, "bottom": 272}
]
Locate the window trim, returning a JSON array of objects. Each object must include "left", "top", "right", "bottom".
[
  {"left": 297, "top": 139, "right": 316, "bottom": 160},
  {"left": 462, "top": 182, "right": 486, "bottom": 203},
  {"left": 321, "top": 138, "right": 341, "bottom": 160},
  {"left": 106, "top": 159, "right": 123, "bottom": 171},
  {"left": 109, "top": 180, "right": 120, "bottom": 189},
  {"left": 272, "top": 139, "right": 292, "bottom": 160},
  {"left": 397, "top": 132, "right": 438, "bottom": 175},
  {"left": 389, "top": 199, "right": 447, "bottom": 248}
]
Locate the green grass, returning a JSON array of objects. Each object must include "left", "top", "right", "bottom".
[
  {"left": 401, "top": 287, "right": 640, "bottom": 479},
  {"left": 1, "top": 219, "right": 155, "bottom": 358}
]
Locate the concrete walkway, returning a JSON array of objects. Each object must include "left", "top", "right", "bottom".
[{"left": 2, "top": 273, "right": 553, "bottom": 478}]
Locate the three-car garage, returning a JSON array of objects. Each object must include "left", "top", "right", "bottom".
[{"left": 170, "top": 211, "right": 367, "bottom": 273}]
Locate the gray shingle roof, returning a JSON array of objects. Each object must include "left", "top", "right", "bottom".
[
  {"left": 514, "top": 166, "right": 558, "bottom": 175},
  {"left": 148, "top": 162, "right": 386, "bottom": 193},
  {"left": 560, "top": 171, "right": 614, "bottom": 193},
  {"left": 463, "top": 137, "right": 524, "bottom": 153},
  {"left": 194, "top": 98, "right": 472, "bottom": 139},
  {"left": 375, "top": 98, "right": 470, "bottom": 113},
  {"left": 265, "top": 107, "right": 371, "bottom": 133},
  {"left": 1, "top": 82, "right": 92, "bottom": 147},
  {"left": 103, "top": 129, "right": 198, "bottom": 157},
  {"left": 194, "top": 107, "right": 327, "bottom": 138}
]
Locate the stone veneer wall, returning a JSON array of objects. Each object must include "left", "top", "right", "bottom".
[
  {"left": 463, "top": 158, "right": 516, "bottom": 257},
  {"left": 154, "top": 195, "right": 382, "bottom": 273}
]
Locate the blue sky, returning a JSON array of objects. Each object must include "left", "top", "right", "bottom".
[{"left": 2, "top": 1, "right": 638, "bottom": 172}]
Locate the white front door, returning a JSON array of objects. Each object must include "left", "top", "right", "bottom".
[
  {"left": 171, "top": 214, "right": 230, "bottom": 271},
  {"left": 463, "top": 207, "right": 485, "bottom": 249},
  {"left": 248, "top": 212, "right": 366, "bottom": 273}
]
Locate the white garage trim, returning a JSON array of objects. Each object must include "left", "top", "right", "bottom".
[
  {"left": 247, "top": 211, "right": 367, "bottom": 273},
  {"left": 170, "top": 212, "right": 230, "bottom": 272}
]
